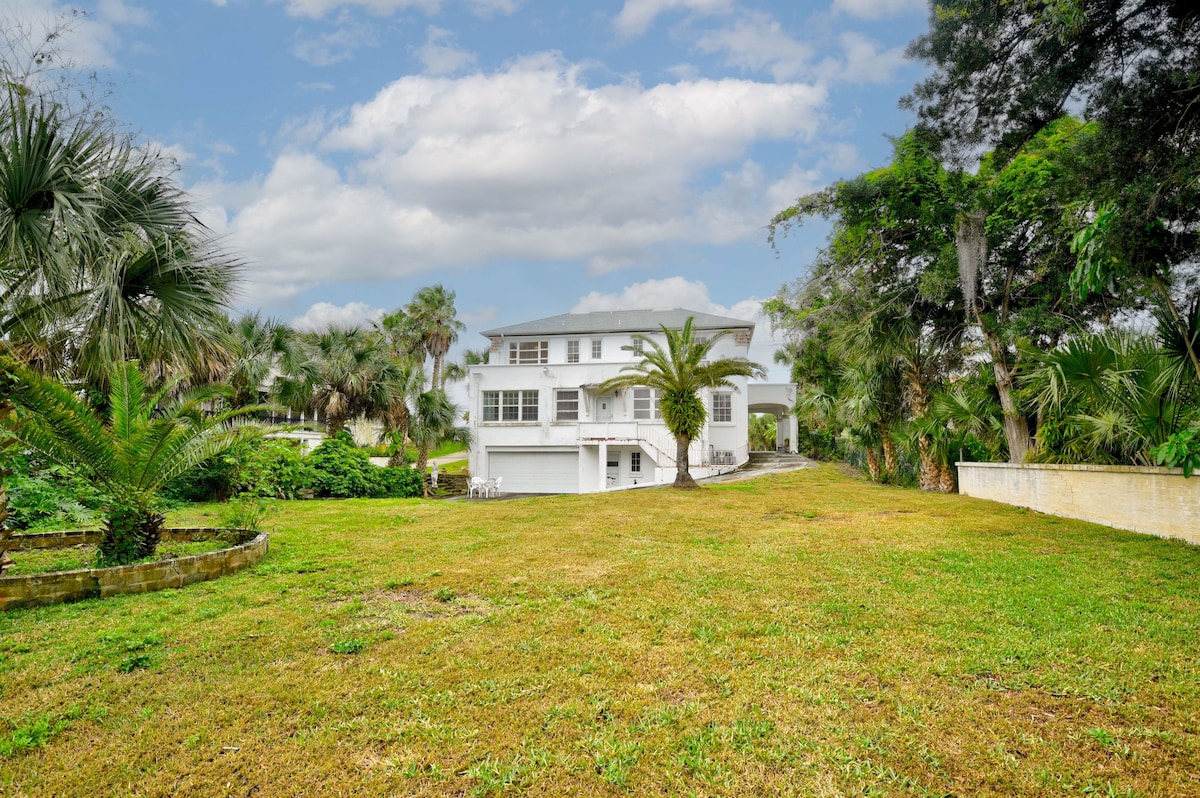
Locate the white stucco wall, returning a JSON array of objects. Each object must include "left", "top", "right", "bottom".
[
  {"left": 957, "top": 462, "right": 1200, "bottom": 544},
  {"left": 467, "top": 327, "right": 754, "bottom": 492}
]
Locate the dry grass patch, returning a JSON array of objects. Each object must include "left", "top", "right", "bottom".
[{"left": 1, "top": 465, "right": 1199, "bottom": 796}]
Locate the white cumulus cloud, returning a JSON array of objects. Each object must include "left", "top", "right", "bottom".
[
  {"left": 291, "top": 301, "right": 385, "bottom": 331},
  {"left": 212, "top": 54, "right": 827, "bottom": 304},
  {"left": 831, "top": 0, "right": 926, "bottom": 21},
  {"left": 613, "top": 0, "right": 734, "bottom": 37}
]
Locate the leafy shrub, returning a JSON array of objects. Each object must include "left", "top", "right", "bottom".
[
  {"left": 232, "top": 438, "right": 316, "bottom": 499},
  {"left": 163, "top": 436, "right": 315, "bottom": 502},
  {"left": 5, "top": 455, "right": 99, "bottom": 531},
  {"left": 1152, "top": 424, "right": 1200, "bottom": 478},
  {"left": 308, "top": 431, "right": 423, "bottom": 499},
  {"left": 376, "top": 465, "right": 424, "bottom": 498},
  {"left": 308, "top": 432, "right": 381, "bottom": 497},
  {"left": 220, "top": 497, "right": 277, "bottom": 535}
]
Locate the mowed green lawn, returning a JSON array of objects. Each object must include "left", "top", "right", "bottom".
[{"left": 2, "top": 465, "right": 1198, "bottom": 797}]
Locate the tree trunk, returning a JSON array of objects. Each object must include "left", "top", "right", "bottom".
[
  {"left": 980, "top": 324, "right": 1033, "bottom": 463},
  {"left": 939, "top": 463, "right": 957, "bottom": 493},
  {"left": 866, "top": 448, "right": 881, "bottom": 482},
  {"left": 881, "top": 437, "right": 898, "bottom": 479},
  {"left": 674, "top": 434, "right": 698, "bottom": 488},
  {"left": 417, "top": 445, "right": 432, "bottom": 497},
  {"left": 917, "top": 436, "right": 940, "bottom": 491},
  {"left": 906, "top": 376, "right": 940, "bottom": 491},
  {"left": 326, "top": 410, "right": 346, "bottom": 436}
]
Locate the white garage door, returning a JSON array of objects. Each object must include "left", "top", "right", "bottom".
[{"left": 488, "top": 451, "right": 579, "bottom": 494}]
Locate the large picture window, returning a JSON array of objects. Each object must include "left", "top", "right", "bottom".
[
  {"left": 482, "top": 390, "right": 539, "bottom": 422},
  {"left": 712, "top": 392, "right": 732, "bottom": 423},
  {"left": 555, "top": 389, "right": 579, "bottom": 421},
  {"left": 633, "top": 388, "right": 662, "bottom": 420},
  {"left": 509, "top": 341, "right": 548, "bottom": 364}
]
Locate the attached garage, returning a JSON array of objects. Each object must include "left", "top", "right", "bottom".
[{"left": 487, "top": 450, "right": 580, "bottom": 494}]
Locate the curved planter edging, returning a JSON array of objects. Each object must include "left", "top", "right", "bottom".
[{"left": 0, "top": 529, "right": 269, "bottom": 612}]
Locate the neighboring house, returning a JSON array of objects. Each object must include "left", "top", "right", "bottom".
[{"left": 466, "top": 308, "right": 797, "bottom": 494}]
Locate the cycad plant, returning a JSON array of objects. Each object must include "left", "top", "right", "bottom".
[
  {"left": 600, "top": 318, "right": 764, "bottom": 488},
  {"left": 4, "top": 360, "right": 262, "bottom": 565}
]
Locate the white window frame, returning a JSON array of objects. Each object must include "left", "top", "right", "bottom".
[
  {"left": 630, "top": 337, "right": 644, "bottom": 355},
  {"left": 566, "top": 339, "right": 580, "bottom": 364},
  {"left": 712, "top": 392, "right": 732, "bottom": 424},
  {"left": 483, "top": 389, "right": 539, "bottom": 422},
  {"left": 633, "top": 387, "right": 662, "bottom": 421},
  {"left": 591, "top": 339, "right": 602, "bottom": 359},
  {"left": 630, "top": 451, "right": 641, "bottom": 473},
  {"left": 555, "top": 389, "right": 580, "bottom": 421},
  {"left": 482, "top": 391, "right": 500, "bottom": 422},
  {"left": 509, "top": 340, "right": 548, "bottom": 364}
]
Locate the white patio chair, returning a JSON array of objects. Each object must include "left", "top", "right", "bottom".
[
  {"left": 488, "top": 476, "right": 503, "bottom": 498},
  {"left": 468, "top": 476, "right": 486, "bottom": 498}
]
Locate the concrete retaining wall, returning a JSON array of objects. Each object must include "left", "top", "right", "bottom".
[
  {"left": 0, "top": 529, "right": 268, "bottom": 612},
  {"left": 957, "top": 462, "right": 1199, "bottom": 544}
]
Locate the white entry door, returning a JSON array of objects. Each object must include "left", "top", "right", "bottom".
[
  {"left": 606, "top": 458, "right": 620, "bottom": 487},
  {"left": 596, "top": 393, "right": 615, "bottom": 422}
]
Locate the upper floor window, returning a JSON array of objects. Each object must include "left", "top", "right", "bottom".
[
  {"left": 555, "top": 389, "right": 579, "bottom": 421},
  {"left": 630, "top": 337, "right": 644, "bottom": 355},
  {"left": 509, "top": 341, "right": 548, "bottom": 364},
  {"left": 482, "top": 390, "right": 539, "bottom": 422},
  {"left": 633, "top": 388, "right": 662, "bottom": 421},
  {"left": 566, "top": 339, "right": 580, "bottom": 363},
  {"left": 591, "top": 339, "right": 602, "bottom": 359},
  {"left": 712, "top": 392, "right": 732, "bottom": 423}
]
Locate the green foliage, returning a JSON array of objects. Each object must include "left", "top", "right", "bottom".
[
  {"left": 220, "top": 497, "right": 277, "bottom": 534},
  {"left": 331, "top": 638, "right": 367, "bottom": 655},
  {"left": 748, "top": 414, "right": 777, "bottom": 451},
  {"left": 308, "top": 432, "right": 383, "bottom": 498},
  {"left": 4, "top": 455, "right": 98, "bottom": 531},
  {"left": 1151, "top": 426, "right": 1200, "bottom": 478},
  {"left": 4, "top": 360, "right": 263, "bottom": 565},
  {"left": 308, "top": 431, "right": 422, "bottom": 499}
]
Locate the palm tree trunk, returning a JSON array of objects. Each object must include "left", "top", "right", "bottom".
[
  {"left": 881, "top": 437, "right": 898, "bottom": 478},
  {"left": 417, "top": 445, "right": 432, "bottom": 498},
  {"left": 326, "top": 410, "right": 347, "bottom": 436},
  {"left": 674, "top": 434, "right": 698, "bottom": 488},
  {"left": 939, "top": 463, "right": 957, "bottom": 493},
  {"left": 917, "top": 436, "right": 940, "bottom": 491},
  {"left": 866, "top": 448, "right": 881, "bottom": 482}
]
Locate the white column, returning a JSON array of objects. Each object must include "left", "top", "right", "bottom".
[{"left": 598, "top": 441, "right": 608, "bottom": 492}]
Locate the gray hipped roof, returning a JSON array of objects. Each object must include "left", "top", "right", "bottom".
[{"left": 481, "top": 309, "right": 754, "bottom": 338}]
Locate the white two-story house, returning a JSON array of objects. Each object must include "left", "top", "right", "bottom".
[{"left": 466, "top": 308, "right": 770, "bottom": 494}]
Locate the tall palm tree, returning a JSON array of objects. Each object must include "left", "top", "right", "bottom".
[
  {"left": 408, "top": 388, "right": 470, "bottom": 497},
  {"left": 0, "top": 91, "right": 238, "bottom": 566},
  {"left": 600, "top": 318, "right": 764, "bottom": 488},
  {"left": 221, "top": 312, "right": 299, "bottom": 408},
  {"left": 276, "top": 327, "right": 406, "bottom": 436},
  {"left": 406, "top": 285, "right": 464, "bottom": 391},
  {"left": 0, "top": 92, "right": 237, "bottom": 388},
  {"left": 4, "top": 359, "right": 262, "bottom": 565}
]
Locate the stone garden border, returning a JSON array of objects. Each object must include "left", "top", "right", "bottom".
[{"left": 0, "top": 528, "right": 269, "bottom": 612}]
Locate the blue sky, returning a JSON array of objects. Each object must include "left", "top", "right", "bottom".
[{"left": 11, "top": 0, "right": 931, "bottom": 377}]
